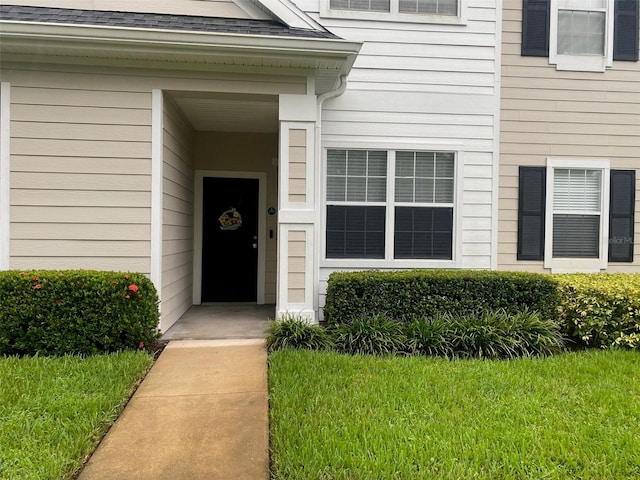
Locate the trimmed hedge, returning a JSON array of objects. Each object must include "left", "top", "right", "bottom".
[
  {"left": 324, "top": 270, "right": 559, "bottom": 325},
  {"left": 0, "top": 270, "right": 160, "bottom": 356},
  {"left": 554, "top": 273, "right": 640, "bottom": 350}
]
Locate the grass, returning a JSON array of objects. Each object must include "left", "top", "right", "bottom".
[
  {"left": 269, "top": 349, "right": 640, "bottom": 479},
  {"left": 0, "top": 352, "right": 153, "bottom": 479}
]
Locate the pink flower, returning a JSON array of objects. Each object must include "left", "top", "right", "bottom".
[
  {"left": 125, "top": 294, "right": 131, "bottom": 299},
  {"left": 31, "top": 277, "right": 38, "bottom": 282},
  {"left": 128, "top": 284, "right": 139, "bottom": 294},
  {"left": 33, "top": 284, "right": 42, "bottom": 290},
  {"left": 139, "top": 341, "right": 145, "bottom": 349}
]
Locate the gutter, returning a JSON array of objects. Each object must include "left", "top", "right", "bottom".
[{"left": 313, "top": 74, "right": 349, "bottom": 317}]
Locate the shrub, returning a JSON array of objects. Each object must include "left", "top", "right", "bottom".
[
  {"left": 0, "top": 270, "right": 160, "bottom": 356},
  {"left": 266, "top": 313, "right": 333, "bottom": 352},
  {"left": 440, "top": 310, "right": 564, "bottom": 360},
  {"left": 554, "top": 274, "right": 640, "bottom": 349},
  {"left": 448, "top": 310, "right": 519, "bottom": 360},
  {"left": 331, "top": 315, "right": 407, "bottom": 356},
  {"left": 504, "top": 309, "right": 565, "bottom": 357},
  {"left": 324, "top": 270, "right": 559, "bottom": 325},
  {"left": 404, "top": 315, "right": 455, "bottom": 357}
]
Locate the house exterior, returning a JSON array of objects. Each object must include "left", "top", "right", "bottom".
[
  {"left": 498, "top": 0, "right": 640, "bottom": 273},
  {"left": 0, "top": 0, "right": 503, "bottom": 330}
]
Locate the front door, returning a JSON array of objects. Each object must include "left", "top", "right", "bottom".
[{"left": 201, "top": 177, "right": 259, "bottom": 302}]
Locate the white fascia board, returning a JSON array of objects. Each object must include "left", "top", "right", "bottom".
[
  {"left": 0, "top": 21, "right": 360, "bottom": 61},
  {"left": 250, "top": 0, "right": 326, "bottom": 31}
]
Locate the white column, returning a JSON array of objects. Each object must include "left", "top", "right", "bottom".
[{"left": 277, "top": 94, "right": 318, "bottom": 321}]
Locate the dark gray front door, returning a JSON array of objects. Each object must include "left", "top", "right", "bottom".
[{"left": 201, "top": 177, "right": 259, "bottom": 302}]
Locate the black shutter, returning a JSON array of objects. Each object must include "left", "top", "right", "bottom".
[
  {"left": 518, "top": 167, "right": 546, "bottom": 260},
  {"left": 522, "top": 0, "right": 550, "bottom": 57},
  {"left": 608, "top": 170, "right": 636, "bottom": 262},
  {"left": 614, "top": 0, "right": 640, "bottom": 61}
]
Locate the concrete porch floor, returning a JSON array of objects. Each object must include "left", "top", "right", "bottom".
[{"left": 161, "top": 304, "right": 275, "bottom": 341}]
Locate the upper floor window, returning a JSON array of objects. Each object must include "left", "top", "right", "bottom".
[
  {"left": 550, "top": 0, "right": 614, "bottom": 71},
  {"left": 322, "top": 0, "right": 465, "bottom": 23},
  {"left": 521, "top": 0, "right": 639, "bottom": 71}
]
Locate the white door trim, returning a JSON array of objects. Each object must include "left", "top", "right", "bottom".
[{"left": 193, "top": 170, "right": 267, "bottom": 305}]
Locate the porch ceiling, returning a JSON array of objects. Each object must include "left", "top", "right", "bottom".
[{"left": 168, "top": 92, "right": 279, "bottom": 133}]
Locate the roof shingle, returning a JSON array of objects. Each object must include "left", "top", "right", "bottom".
[{"left": 0, "top": 4, "right": 339, "bottom": 39}]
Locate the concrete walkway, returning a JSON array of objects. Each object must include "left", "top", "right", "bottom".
[{"left": 79, "top": 339, "right": 269, "bottom": 480}]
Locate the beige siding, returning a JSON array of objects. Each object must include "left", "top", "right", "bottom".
[
  {"left": 8, "top": 81, "right": 152, "bottom": 273},
  {"left": 288, "top": 129, "right": 307, "bottom": 204},
  {"left": 288, "top": 230, "right": 306, "bottom": 304},
  {"left": 194, "top": 132, "right": 278, "bottom": 303},
  {"left": 499, "top": 0, "right": 640, "bottom": 272},
  {"left": 161, "top": 97, "right": 194, "bottom": 331}
]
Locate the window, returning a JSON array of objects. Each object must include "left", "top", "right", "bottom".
[
  {"left": 551, "top": 168, "right": 603, "bottom": 258},
  {"left": 330, "top": 0, "right": 390, "bottom": 12},
  {"left": 522, "top": 0, "right": 639, "bottom": 70},
  {"left": 322, "top": 0, "right": 464, "bottom": 23},
  {"left": 550, "top": 0, "right": 614, "bottom": 71},
  {"left": 326, "top": 150, "right": 387, "bottom": 258},
  {"left": 394, "top": 152, "right": 454, "bottom": 259},
  {"left": 517, "top": 160, "right": 637, "bottom": 271},
  {"left": 325, "top": 149, "right": 456, "bottom": 261}
]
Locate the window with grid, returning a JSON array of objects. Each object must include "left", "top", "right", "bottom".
[
  {"left": 329, "top": 0, "right": 457, "bottom": 14},
  {"left": 326, "top": 150, "right": 387, "bottom": 258},
  {"left": 399, "top": 0, "right": 457, "bottom": 15},
  {"left": 325, "top": 149, "right": 455, "bottom": 260},
  {"left": 549, "top": 0, "right": 615, "bottom": 71},
  {"left": 557, "top": 2, "right": 606, "bottom": 55},
  {"left": 552, "top": 168, "right": 602, "bottom": 258},
  {"left": 394, "top": 151, "right": 454, "bottom": 259}
]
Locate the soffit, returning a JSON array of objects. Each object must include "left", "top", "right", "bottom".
[{"left": 169, "top": 92, "right": 279, "bottom": 133}]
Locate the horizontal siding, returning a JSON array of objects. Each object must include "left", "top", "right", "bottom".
[
  {"left": 7, "top": 79, "right": 152, "bottom": 273},
  {"left": 161, "top": 96, "right": 194, "bottom": 332},
  {"left": 301, "top": 0, "right": 499, "bottom": 270},
  {"left": 498, "top": 0, "right": 640, "bottom": 272}
]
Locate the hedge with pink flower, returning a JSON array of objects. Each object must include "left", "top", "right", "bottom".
[{"left": 0, "top": 270, "right": 160, "bottom": 355}]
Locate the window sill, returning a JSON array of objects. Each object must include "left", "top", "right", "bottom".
[
  {"left": 321, "top": 258, "right": 458, "bottom": 269},
  {"left": 550, "top": 54, "right": 613, "bottom": 73},
  {"left": 544, "top": 257, "right": 607, "bottom": 273}
]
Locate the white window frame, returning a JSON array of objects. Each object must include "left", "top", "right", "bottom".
[
  {"left": 549, "top": 0, "right": 615, "bottom": 72},
  {"left": 544, "top": 158, "right": 610, "bottom": 273},
  {"left": 319, "top": 0, "right": 467, "bottom": 25},
  {"left": 321, "top": 146, "right": 462, "bottom": 269}
]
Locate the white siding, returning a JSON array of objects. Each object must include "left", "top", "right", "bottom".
[
  {"left": 498, "top": 0, "right": 640, "bottom": 273},
  {"left": 296, "top": 0, "right": 501, "bottom": 307},
  {"left": 161, "top": 97, "right": 194, "bottom": 331}
]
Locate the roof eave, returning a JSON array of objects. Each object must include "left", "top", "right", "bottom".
[{"left": 0, "top": 21, "right": 361, "bottom": 93}]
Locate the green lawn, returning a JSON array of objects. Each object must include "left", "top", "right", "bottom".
[
  {"left": 0, "top": 352, "right": 153, "bottom": 479},
  {"left": 269, "top": 349, "right": 640, "bottom": 479}
]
